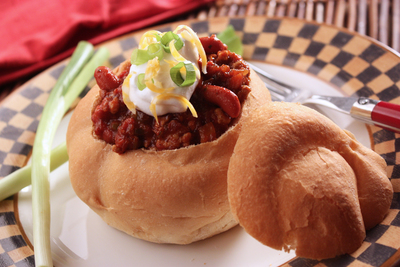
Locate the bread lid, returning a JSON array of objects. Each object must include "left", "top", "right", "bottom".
[{"left": 227, "top": 102, "right": 392, "bottom": 259}]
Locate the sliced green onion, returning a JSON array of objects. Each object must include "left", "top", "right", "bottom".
[
  {"left": 131, "top": 48, "right": 149, "bottom": 65},
  {"left": 161, "top": 31, "right": 183, "bottom": 53},
  {"left": 153, "top": 33, "right": 162, "bottom": 42},
  {"left": 147, "top": 43, "right": 164, "bottom": 61},
  {"left": 171, "top": 38, "right": 184, "bottom": 53},
  {"left": 137, "top": 73, "right": 146, "bottom": 90},
  {"left": 217, "top": 25, "right": 243, "bottom": 56},
  {"left": 161, "top": 31, "right": 176, "bottom": 45},
  {"left": 170, "top": 62, "right": 196, "bottom": 87},
  {"left": 131, "top": 43, "right": 166, "bottom": 65}
]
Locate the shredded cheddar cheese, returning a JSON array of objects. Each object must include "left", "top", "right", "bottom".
[
  {"left": 123, "top": 74, "right": 132, "bottom": 87},
  {"left": 144, "top": 58, "right": 160, "bottom": 81},
  {"left": 145, "top": 81, "right": 174, "bottom": 94},
  {"left": 139, "top": 30, "right": 161, "bottom": 49},
  {"left": 123, "top": 92, "right": 136, "bottom": 112},
  {"left": 122, "top": 74, "right": 137, "bottom": 112},
  {"left": 169, "top": 40, "right": 188, "bottom": 62},
  {"left": 174, "top": 25, "right": 207, "bottom": 74},
  {"left": 150, "top": 92, "right": 198, "bottom": 123},
  {"left": 124, "top": 25, "right": 204, "bottom": 121}
]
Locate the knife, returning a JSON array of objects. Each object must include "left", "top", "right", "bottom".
[{"left": 302, "top": 95, "right": 400, "bottom": 133}]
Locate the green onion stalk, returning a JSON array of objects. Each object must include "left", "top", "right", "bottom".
[
  {"left": 216, "top": 25, "right": 243, "bottom": 56},
  {"left": 31, "top": 41, "right": 93, "bottom": 267},
  {"left": 28, "top": 42, "right": 108, "bottom": 267},
  {"left": 0, "top": 143, "right": 68, "bottom": 202},
  {"left": 0, "top": 46, "right": 109, "bottom": 204}
]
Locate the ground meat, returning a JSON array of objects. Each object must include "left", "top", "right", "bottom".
[{"left": 91, "top": 35, "right": 251, "bottom": 153}]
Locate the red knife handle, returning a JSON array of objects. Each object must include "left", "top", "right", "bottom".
[{"left": 371, "top": 101, "right": 400, "bottom": 133}]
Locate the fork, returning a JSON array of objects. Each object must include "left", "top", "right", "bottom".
[{"left": 247, "top": 62, "right": 400, "bottom": 134}]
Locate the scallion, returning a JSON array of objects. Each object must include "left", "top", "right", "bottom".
[
  {"left": 0, "top": 142, "right": 68, "bottom": 202},
  {"left": 31, "top": 41, "right": 94, "bottom": 267},
  {"left": 29, "top": 40, "right": 110, "bottom": 267},
  {"left": 216, "top": 25, "right": 243, "bottom": 56},
  {"left": 153, "top": 33, "right": 162, "bottom": 42},
  {"left": 170, "top": 62, "right": 196, "bottom": 87},
  {"left": 131, "top": 48, "right": 149, "bottom": 65},
  {"left": 161, "top": 31, "right": 183, "bottom": 53},
  {"left": 147, "top": 43, "right": 164, "bottom": 61},
  {"left": 64, "top": 47, "right": 110, "bottom": 107},
  {"left": 161, "top": 31, "right": 176, "bottom": 45},
  {"left": 137, "top": 73, "right": 146, "bottom": 90}
]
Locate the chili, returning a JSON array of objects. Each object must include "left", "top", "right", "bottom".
[{"left": 91, "top": 35, "right": 251, "bottom": 153}]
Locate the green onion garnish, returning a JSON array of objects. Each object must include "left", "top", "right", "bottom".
[
  {"left": 137, "top": 73, "right": 146, "bottom": 90},
  {"left": 131, "top": 31, "right": 186, "bottom": 67},
  {"left": 153, "top": 33, "right": 162, "bottom": 42},
  {"left": 161, "top": 31, "right": 176, "bottom": 45},
  {"left": 147, "top": 43, "right": 164, "bottom": 61},
  {"left": 131, "top": 43, "right": 165, "bottom": 66},
  {"left": 170, "top": 62, "right": 196, "bottom": 87},
  {"left": 217, "top": 25, "right": 243, "bottom": 56},
  {"left": 161, "top": 31, "right": 183, "bottom": 53},
  {"left": 131, "top": 49, "right": 150, "bottom": 65}
]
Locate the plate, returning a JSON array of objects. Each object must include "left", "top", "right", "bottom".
[{"left": 0, "top": 16, "right": 399, "bottom": 267}]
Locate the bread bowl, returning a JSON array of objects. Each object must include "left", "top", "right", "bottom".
[
  {"left": 66, "top": 25, "right": 393, "bottom": 257},
  {"left": 67, "top": 26, "right": 270, "bottom": 244}
]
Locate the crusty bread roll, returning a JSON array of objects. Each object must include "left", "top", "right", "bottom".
[
  {"left": 227, "top": 102, "right": 393, "bottom": 259},
  {"left": 67, "top": 59, "right": 270, "bottom": 244}
]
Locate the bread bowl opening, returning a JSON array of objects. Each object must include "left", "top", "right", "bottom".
[{"left": 91, "top": 34, "right": 252, "bottom": 154}]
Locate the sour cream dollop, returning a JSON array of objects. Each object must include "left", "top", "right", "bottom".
[{"left": 122, "top": 26, "right": 207, "bottom": 121}]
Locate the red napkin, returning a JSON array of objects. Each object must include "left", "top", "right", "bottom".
[{"left": 0, "top": 0, "right": 214, "bottom": 87}]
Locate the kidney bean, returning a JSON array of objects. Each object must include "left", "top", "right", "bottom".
[
  {"left": 201, "top": 84, "right": 241, "bottom": 118},
  {"left": 94, "top": 66, "right": 121, "bottom": 91},
  {"left": 199, "top": 35, "right": 227, "bottom": 55}
]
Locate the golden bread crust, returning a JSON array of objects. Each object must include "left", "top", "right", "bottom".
[
  {"left": 227, "top": 102, "right": 393, "bottom": 259},
  {"left": 66, "top": 59, "right": 270, "bottom": 244}
]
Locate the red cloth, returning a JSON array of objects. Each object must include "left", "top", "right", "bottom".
[{"left": 0, "top": 0, "right": 214, "bottom": 86}]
